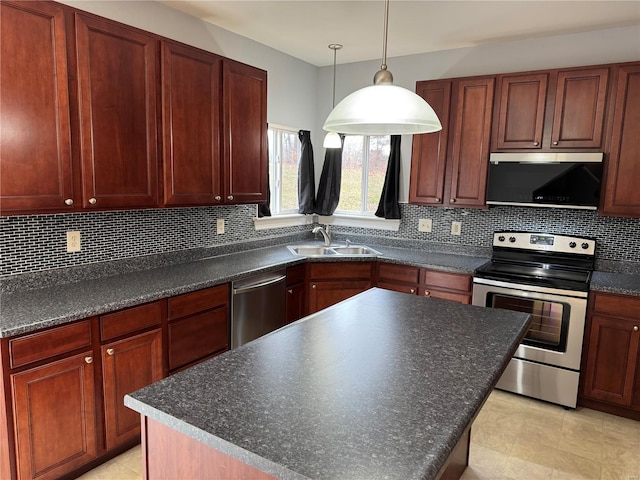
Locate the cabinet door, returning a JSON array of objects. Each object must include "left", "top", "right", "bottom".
[
  {"left": 0, "top": 1, "right": 74, "bottom": 213},
  {"left": 75, "top": 13, "right": 158, "bottom": 209},
  {"left": 494, "top": 73, "right": 548, "bottom": 150},
  {"left": 448, "top": 77, "right": 495, "bottom": 207},
  {"left": 308, "top": 281, "right": 371, "bottom": 314},
  {"left": 286, "top": 282, "right": 306, "bottom": 323},
  {"left": 11, "top": 353, "right": 97, "bottom": 480},
  {"left": 102, "top": 329, "right": 162, "bottom": 450},
  {"left": 222, "top": 61, "right": 268, "bottom": 204},
  {"left": 601, "top": 63, "right": 640, "bottom": 217},
  {"left": 550, "top": 68, "right": 609, "bottom": 148},
  {"left": 409, "top": 80, "right": 451, "bottom": 205},
  {"left": 583, "top": 315, "right": 639, "bottom": 406},
  {"left": 162, "top": 41, "right": 223, "bottom": 206}
]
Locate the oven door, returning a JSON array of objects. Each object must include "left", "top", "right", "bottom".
[{"left": 472, "top": 278, "right": 587, "bottom": 371}]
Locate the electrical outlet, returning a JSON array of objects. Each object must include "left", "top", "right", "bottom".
[
  {"left": 216, "top": 218, "right": 225, "bottom": 235},
  {"left": 67, "top": 231, "right": 81, "bottom": 252},
  {"left": 451, "top": 221, "right": 462, "bottom": 236},
  {"left": 418, "top": 218, "right": 432, "bottom": 233}
]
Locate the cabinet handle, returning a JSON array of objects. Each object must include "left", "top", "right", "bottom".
[
  {"left": 84, "top": 356, "right": 93, "bottom": 364},
  {"left": 288, "top": 289, "right": 293, "bottom": 294},
  {"left": 312, "top": 284, "right": 316, "bottom": 289},
  {"left": 450, "top": 198, "right": 456, "bottom": 203},
  {"left": 410, "top": 288, "right": 416, "bottom": 294},
  {"left": 553, "top": 141, "right": 559, "bottom": 145},
  {"left": 424, "top": 291, "right": 431, "bottom": 297},
  {"left": 64, "top": 198, "right": 74, "bottom": 206},
  {"left": 89, "top": 198, "right": 97, "bottom": 205},
  {"left": 215, "top": 195, "right": 221, "bottom": 201},
  {"left": 227, "top": 195, "right": 234, "bottom": 201},
  {"left": 107, "top": 348, "right": 115, "bottom": 356},
  {"left": 533, "top": 142, "right": 539, "bottom": 146},
  {"left": 634, "top": 326, "right": 639, "bottom": 332},
  {"left": 434, "top": 198, "right": 441, "bottom": 202}
]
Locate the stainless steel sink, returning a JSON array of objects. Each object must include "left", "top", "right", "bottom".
[{"left": 287, "top": 245, "right": 380, "bottom": 257}]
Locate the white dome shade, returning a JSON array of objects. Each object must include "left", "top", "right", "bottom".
[{"left": 323, "top": 84, "right": 442, "bottom": 136}]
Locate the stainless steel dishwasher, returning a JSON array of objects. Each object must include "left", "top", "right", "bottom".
[{"left": 231, "top": 270, "right": 287, "bottom": 348}]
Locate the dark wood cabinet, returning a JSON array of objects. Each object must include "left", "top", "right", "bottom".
[
  {"left": 410, "top": 76, "right": 494, "bottom": 208},
  {"left": 601, "top": 63, "right": 640, "bottom": 218},
  {"left": 102, "top": 329, "right": 163, "bottom": 450},
  {"left": 0, "top": 1, "right": 74, "bottom": 213},
  {"left": 161, "top": 41, "right": 223, "bottom": 206},
  {"left": 222, "top": 60, "right": 268, "bottom": 204},
  {"left": 493, "top": 66, "right": 609, "bottom": 151},
  {"left": 75, "top": 13, "right": 159, "bottom": 209},
  {"left": 580, "top": 292, "right": 640, "bottom": 419},
  {"left": 307, "top": 262, "right": 373, "bottom": 314},
  {"left": 167, "top": 285, "right": 229, "bottom": 372},
  {"left": 286, "top": 265, "right": 306, "bottom": 323},
  {"left": 376, "top": 263, "right": 419, "bottom": 295},
  {"left": 409, "top": 81, "right": 451, "bottom": 205},
  {"left": 420, "top": 269, "right": 472, "bottom": 304}
]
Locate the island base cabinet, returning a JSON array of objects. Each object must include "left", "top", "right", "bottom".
[
  {"left": 11, "top": 353, "right": 97, "bottom": 480},
  {"left": 102, "top": 329, "right": 163, "bottom": 451}
]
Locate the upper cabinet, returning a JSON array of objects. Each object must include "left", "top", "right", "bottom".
[
  {"left": 601, "top": 63, "right": 640, "bottom": 218},
  {"left": 0, "top": 1, "right": 268, "bottom": 215},
  {"left": 0, "top": 1, "right": 74, "bottom": 212},
  {"left": 75, "top": 13, "right": 159, "bottom": 209},
  {"left": 492, "top": 66, "right": 609, "bottom": 151},
  {"left": 410, "top": 76, "right": 494, "bottom": 208},
  {"left": 222, "top": 61, "right": 268, "bottom": 204}
]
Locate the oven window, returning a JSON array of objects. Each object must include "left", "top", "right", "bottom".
[{"left": 489, "top": 293, "right": 569, "bottom": 352}]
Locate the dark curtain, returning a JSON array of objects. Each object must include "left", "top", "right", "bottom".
[
  {"left": 375, "top": 135, "right": 402, "bottom": 219},
  {"left": 257, "top": 144, "right": 272, "bottom": 217},
  {"left": 314, "top": 135, "right": 344, "bottom": 216},
  {"left": 298, "top": 130, "right": 315, "bottom": 214}
]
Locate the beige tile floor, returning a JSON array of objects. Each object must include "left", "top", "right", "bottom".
[{"left": 78, "top": 390, "right": 639, "bottom": 480}]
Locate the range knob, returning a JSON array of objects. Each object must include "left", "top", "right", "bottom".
[
  {"left": 509, "top": 236, "right": 516, "bottom": 243},
  {"left": 581, "top": 243, "right": 590, "bottom": 250},
  {"left": 498, "top": 235, "right": 506, "bottom": 242},
  {"left": 569, "top": 242, "right": 577, "bottom": 248}
]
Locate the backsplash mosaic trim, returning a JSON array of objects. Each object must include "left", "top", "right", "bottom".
[{"left": 1, "top": 204, "right": 638, "bottom": 280}]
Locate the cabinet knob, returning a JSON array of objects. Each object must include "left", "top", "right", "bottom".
[
  {"left": 288, "top": 289, "right": 293, "bottom": 294},
  {"left": 107, "top": 348, "right": 115, "bottom": 356},
  {"left": 89, "top": 198, "right": 97, "bottom": 205},
  {"left": 215, "top": 195, "right": 222, "bottom": 201},
  {"left": 634, "top": 326, "right": 639, "bottom": 332},
  {"left": 312, "top": 284, "right": 316, "bottom": 289},
  {"left": 410, "top": 288, "right": 416, "bottom": 294},
  {"left": 227, "top": 195, "right": 234, "bottom": 201},
  {"left": 64, "top": 198, "right": 74, "bottom": 206},
  {"left": 450, "top": 198, "right": 456, "bottom": 203},
  {"left": 553, "top": 141, "right": 559, "bottom": 145},
  {"left": 434, "top": 198, "right": 441, "bottom": 202},
  {"left": 84, "top": 356, "right": 93, "bottom": 364},
  {"left": 424, "top": 291, "right": 431, "bottom": 297},
  {"left": 533, "top": 142, "right": 539, "bottom": 146}
]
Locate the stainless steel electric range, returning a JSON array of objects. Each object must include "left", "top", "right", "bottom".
[{"left": 472, "top": 231, "right": 596, "bottom": 408}]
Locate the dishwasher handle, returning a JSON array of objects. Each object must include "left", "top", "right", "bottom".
[{"left": 233, "top": 274, "right": 287, "bottom": 295}]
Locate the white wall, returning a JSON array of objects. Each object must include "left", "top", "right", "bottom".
[{"left": 315, "top": 25, "right": 640, "bottom": 202}]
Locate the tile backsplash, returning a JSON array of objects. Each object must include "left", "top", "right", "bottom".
[{"left": 1, "top": 204, "right": 638, "bottom": 278}]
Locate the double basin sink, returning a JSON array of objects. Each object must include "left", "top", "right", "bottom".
[{"left": 288, "top": 244, "right": 381, "bottom": 257}]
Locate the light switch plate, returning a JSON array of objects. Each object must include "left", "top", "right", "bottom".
[
  {"left": 451, "top": 221, "right": 462, "bottom": 236},
  {"left": 216, "top": 218, "right": 225, "bottom": 235},
  {"left": 67, "top": 231, "right": 81, "bottom": 252},
  {"left": 418, "top": 218, "right": 432, "bottom": 233}
]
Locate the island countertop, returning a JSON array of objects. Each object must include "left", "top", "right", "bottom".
[{"left": 125, "top": 288, "right": 531, "bottom": 480}]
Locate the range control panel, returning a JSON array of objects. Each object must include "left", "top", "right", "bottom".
[{"left": 493, "top": 232, "right": 596, "bottom": 256}]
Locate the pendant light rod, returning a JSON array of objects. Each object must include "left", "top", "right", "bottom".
[
  {"left": 381, "top": 0, "right": 389, "bottom": 71},
  {"left": 328, "top": 43, "right": 342, "bottom": 108}
]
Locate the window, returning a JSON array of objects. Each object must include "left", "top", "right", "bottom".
[
  {"left": 336, "top": 135, "right": 390, "bottom": 214},
  {"left": 267, "top": 126, "right": 300, "bottom": 214}
]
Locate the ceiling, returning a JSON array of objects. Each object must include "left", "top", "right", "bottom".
[{"left": 158, "top": 1, "right": 640, "bottom": 66}]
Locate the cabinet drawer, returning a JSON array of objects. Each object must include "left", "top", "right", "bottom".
[
  {"left": 421, "top": 270, "right": 471, "bottom": 293},
  {"left": 592, "top": 293, "right": 640, "bottom": 318},
  {"left": 378, "top": 282, "right": 418, "bottom": 295},
  {"left": 286, "top": 264, "right": 306, "bottom": 286},
  {"left": 168, "top": 308, "right": 229, "bottom": 370},
  {"left": 10, "top": 320, "right": 92, "bottom": 369},
  {"left": 168, "top": 284, "right": 229, "bottom": 321},
  {"left": 100, "top": 301, "right": 162, "bottom": 341},
  {"left": 308, "top": 262, "right": 372, "bottom": 280},
  {"left": 420, "top": 288, "right": 471, "bottom": 304},
  {"left": 378, "top": 263, "right": 420, "bottom": 284}
]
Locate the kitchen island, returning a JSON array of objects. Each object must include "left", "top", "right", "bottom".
[{"left": 125, "top": 288, "right": 531, "bottom": 480}]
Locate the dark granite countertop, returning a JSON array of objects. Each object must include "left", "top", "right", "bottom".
[
  {"left": 590, "top": 271, "right": 640, "bottom": 297},
  {"left": 0, "top": 243, "right": 488, "bottom": 338},
  {"left": 125, "top": 288, "right": 531, "bottom": 480}
]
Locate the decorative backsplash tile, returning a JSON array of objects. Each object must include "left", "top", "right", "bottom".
[{"left": 1, "top": 203, "right": 638, "bottom": 278}]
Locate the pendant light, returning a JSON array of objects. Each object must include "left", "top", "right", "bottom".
[
  {"left": 323, "top": 44, "right": 343, "bottom": 148},
  {"left": 323, "top": 0, "right": 442, "bottom": 136}
]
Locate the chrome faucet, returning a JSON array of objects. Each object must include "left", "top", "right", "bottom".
[{"left": 312, "top": 225, "right": 332, "bottom": 246}]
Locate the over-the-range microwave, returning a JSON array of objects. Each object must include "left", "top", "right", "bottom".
[{"left": 485, "top": 152, "right": 603, "bottom": 210}]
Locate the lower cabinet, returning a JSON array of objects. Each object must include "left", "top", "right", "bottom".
[
  {"left": 580, "top": 292, "right": 640, "bottom": 419},
  {"left": 376, "top": 263, "right": 420, "bottom": 295},
  {"left": 307, "top": 262, "right": 373, "bottom": 314},
  {"left": 286, "top": 265, "right": 306, "bottom": 323}
]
